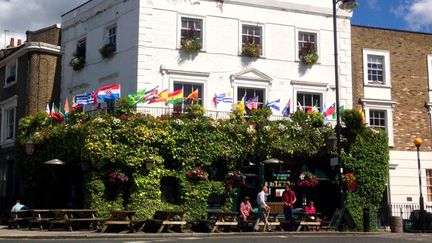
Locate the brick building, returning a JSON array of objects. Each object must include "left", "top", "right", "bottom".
[
  {"left": 0, "top": 25, "right": 61, "bottom": 216},
  {"left": 351, "top": 25, "right": 432, "bottom": 211}
]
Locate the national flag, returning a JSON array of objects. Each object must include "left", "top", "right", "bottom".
[
  {"left": 97, "top": 84, "right": 121, "bottom": 100},
  {"left": 324, "top": 103, "right": 336, "bottom": 117},
  {"left": 358, "top": 107, "right": 366, "bottom": 124},
  {"left": 50, "top": 103, "right": 59, "bottom": 120},
  {"left": 238, "top": 95, "right": 246, "bottom": 113},
  {"left": 214, "top": 93, "right": 233, "bottom": 104},
  {"left": 144, "top": 86, "right": 159, "bottom": 102},
  {"left": 297, "top": 102, "right": 304, "bottom": 111},
  {"left": 186, "top": 89, "right": 199, "bottom": 100},
  {"left": 166, "top": 89, "right": 184, "bottom": 105},
  {"left": 45, "top": 104, "right": 50, "bottom": 115},
  {"left": 148, "top": 89, "right": 168, "bottom": 104},
  {"left": 64, "top": 99, "right": 70, "bottom": 115},
  {"left": 312, "top": 103, "right": 320, "bottom": 112},
  {"left": 332, "top": 106, "right": 345, "bottom": 119},
  {"left": 74, "top": 92, "right": 95, "bottom": 106},
  {"left": 281, "top": 99, "right": 291, "bottom": 117},
  {"left": 266, "top": 99, "right": 280, "bottom": 111},
  {"left": 128, "top": 89, "right": 147, "bottom": 106},
  {"left": 246, "top": 96, "right": 258, "bottom": 110},
  {"left": 306, "top": 107, "right": 313, "bottom": 113}
]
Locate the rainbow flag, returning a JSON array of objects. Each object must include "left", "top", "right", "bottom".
[{"left": 166, "top": 89, "right": 184, "bottom": 104}]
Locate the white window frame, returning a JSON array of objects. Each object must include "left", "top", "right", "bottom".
[
  {"left": 233, "top": 81, "right": 268, "bottom": 105},
  {"left": 236, "top": 86, "right": 266, "bottom": 108},
  {"left": 363, "top": 102, "right": 394, "bottom": 147},
  {"left": 172, "top": 81, "right": 205, "bottom": 112},
  {"left": 105, "top": 24, "right": 117, "bottom": 49},
  {"left": 295, "top": 29, "right": 320, "bottom": 62},
  {"left": 177, "top": 14, "right": 206, "bottom": 51},
  {"left": 168, "top": 75, "right": 207, "bottom": 109},
  {"left": 292, "top": 81, "right": 327, "bottom": 112},
  {"left": 0, "top": 96, "right": 17, "bottom": 146},
  {"left": 4, "top": 60, "right": 18, "bottom": 87},
  {"left": 239, "top": 22, "right": 265, "bottom": 57},
  {"left": 427, "top": 55, "right": 432, "bottom": 102},
  {"left": 363, "top": 49, "right": 391, "bottom": 87},
  {"left": 427, "top": 169, "right": 432, "bottom": 202}
]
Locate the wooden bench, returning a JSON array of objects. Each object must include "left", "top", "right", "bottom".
[
  {"left": 144, "top": 210, "right": 187, "bottom": 233},
  {"left": 28, "top": 210, "right": 55, "bottom": 230},
  {"left": 242, "top": 212, "right": 281, "bottom": 232},
  {"left": 48, "top": 209, "right": 106, "bottom": 231},
  {"left": 296, "top": 221, "right": 322, "bottom": 231},
  {"left": 201, "top": 211, "right": 238, "bottom": 233},
  {"left": 101, "top": 210, "right": 145, "bottom": 233},
  {"left": 9, "top": 210, "right": 33, "bottom": 229}
]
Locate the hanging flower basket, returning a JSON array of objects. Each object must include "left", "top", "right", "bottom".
[
  {"left": 301, "top": 53, "right": 319, "bottom": 65},
  {"left": 99, "top": 43, "right": 116, "bottom": 58},
  {"left": 186, "top": 166, "right": 208, "bottom": 181},
  {"left": 225, "top": 171, "right": 245, "bottom": 190},
  {"left": 241, "top": 42, "right": 261, "bottom": 58},
  {"left": 299, "top": 42, "right": 319, "bottom": 65},
  {"left": 297, "top": 171, "right": 319, "bottom": 187},
  {"left": 341, "top": 172, "right": 357, "bottom": 191},
  {"left": 69, "top": 56, "right": 85, "bottom": 71},
  {"left": 181, "top": 37, "right": 202, "bottom": 54},
  {"left": 107, "top": 171, "right": 129, "bottom": 185}
]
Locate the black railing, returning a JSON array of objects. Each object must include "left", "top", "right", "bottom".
[{"left": 378, "top": 204, "right": 432, "bottom": 231}]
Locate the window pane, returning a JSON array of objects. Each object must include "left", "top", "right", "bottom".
[
  {"left": 237, "top": 87, "right": 265, "bottom": 109},
  {"left": 367, "top": 55, "right": 384, "bottom": 83},
  {"left": 172, "top": 82, "right": 203, "bottom": 112},
  {"left": 369, "top": 110, "right": 386, "bottom": 129},
  {"left": 297, "top": 92, "right": 322, "bottom": 112},
  {"left": 298, "top": 32, "right": 317, "bottom": 57},
  {"left": 181, "top": 18, "right": 202, "bottom": 40}
]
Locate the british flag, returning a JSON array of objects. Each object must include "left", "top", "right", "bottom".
[{"left": 246, "top": 96, "right": 258, "bottom": 110}]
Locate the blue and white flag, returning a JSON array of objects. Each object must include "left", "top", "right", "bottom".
[
  {"left": 74, "top": 92, "right": 95, "bottom": 106},
  {"left": 266, "top": 99, "right": 281, "bottom": 111},
  {"left": 281, "top": 99, "right": 291, "bottom": 117},
  {"left": 214, "top": 93, "right": 233, "bottom": 104}
]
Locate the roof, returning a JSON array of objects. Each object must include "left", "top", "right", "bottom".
[
  {"left": 61, "top": 0, "right": 93, "bottom": 17},
  {"left": 352, "top": 24, "right": 432, "bottom": 36}
]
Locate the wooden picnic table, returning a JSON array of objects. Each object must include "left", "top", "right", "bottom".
[
  {"left": 101, "top": 210, "right": 144, "bottom": 233},
  {"left": 9, "top": 210, "right": 33, "bottom": 229},
  {"left": 48, "top": 209, "right": 105, "bottom": 231},
  {"left": 295, "top": 212, "right": 322, "bottom": 231},
  {"left": 145, "top": 210, "right": 187, "bottom": 233},
  {"left": 204, "top": 211, "right": 238, "bottom": 233},
  {"left": 28, "top": 209, "right": 55, "bottom": 230}
]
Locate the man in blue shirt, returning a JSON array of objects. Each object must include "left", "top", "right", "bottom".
[
  {"left": 253, "top": 186, "right": 271, "bottom": 231},
  {"left": 11, "top": 200, "right": 26, "bottom": 212}
]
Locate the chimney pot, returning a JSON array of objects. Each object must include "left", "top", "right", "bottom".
[
  {"left": 9, "top": 38, "right": 15, "bottom": 47},
  {"left": 17, "top": 39, "right": 22, "bottom": 46}
]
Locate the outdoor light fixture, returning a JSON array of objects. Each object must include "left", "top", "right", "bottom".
[
  {"left": 25, "top": 139, "right": 35, "bottom": 155},
  {"left": 414, "top": 137, "right": 425, "bottom": 232},
  {"left": 327, "top": 134, "right": 337, "bottom": 152},
  {"left": 332, "top": 0, "right": 358, "bottom": 219},
  {"left": 44, "top": 159, "right": 67, "bottom": 165},
  {"left": 145, "top": 159, "right": 154, "bottom": 171}
]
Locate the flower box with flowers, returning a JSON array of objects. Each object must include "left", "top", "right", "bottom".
[
  {"left": 181, "top": 36, "right": 202, "bottom": 54},
  {"left": 69, "top": 56, "right": 85, "bottom": 71},
  {"left": 186, "top": 166, "right": 208, "bottom": 181},
  {"left": 297, "top": 171, "right": 319, "bottom": 187},
  {"left": 107, "top": 171, "right": 129, "bottom": 185},
  {"left": 341, "top": 172, "right": 357, "bottom": 191},
  {"left": 241, "top": 42, "right": 261, "bottom": 58},
  {"left": 299, "top": 42, "right": 319, "bottom": 65},
  {"left": 225, "top": 171, "right": 245, "bottom": 190}
]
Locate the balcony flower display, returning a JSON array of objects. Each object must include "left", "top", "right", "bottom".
[
  {"left": 297, "top": 171, "right": 319, "bottom": 187},
  {"left": 186, "top": 166, "right": 208, "bottom": 181},
  {"left": 99, "top": 43, "right": 116, "bottom": 58},
  {"left": 107, "top": 171, "right": 129, "bottom": 185},
  {"left": 341, "top": 172, "right": 357, "bottom": 191},
  {"left": 181, "top": 36, "right": 202, "bottom": 54},
  {"left": 69, "top": 56, "right": 85, "bottom": 71},
  {"left": 299, "top": 42, "right": 319, "bottom": 65}
]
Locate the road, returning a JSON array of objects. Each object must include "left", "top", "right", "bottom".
[{"left": 1, "top": 234, "right": 432, "bottom": 243}]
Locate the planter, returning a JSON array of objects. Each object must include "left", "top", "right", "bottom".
[
  {"left": 181, "top": 37, "right": 202, "bottom": 54},
  {"left": 241, "top": 42, "right": 260, "bottom": 58},
  {"left": 99, "top": 43, "right": 116, "bottom": 58},
  {"left": 69, "top": 56, "right": 85, "bottom": 71},
  {"left": 301, "top": 53, "right": 319, "bottom": 65}
]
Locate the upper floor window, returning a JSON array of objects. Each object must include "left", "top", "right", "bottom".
[
  {"left": 363, "top": 49, "right": 391, "bottom": 86},
  {"left": 297, "top": 92, "right": 322, "bottom": 112},
  {"left": 106, "top": 25, "right": 117, "bottom": 50},
  {"left": 76, "top": 38, "right": 86, "bottom": 60},
  {"left": 237, "top": 87, "right": 265, "bottom": 109},
  {"left": 427, "top": 169, "right": 432, "bottom": 202},
  {"left": 5, "top": 61, "right": 17, "bottom": 86},
  {"left": 173, "top": 82, "right": 203, "bottom": 113},
  {"left": 241, "top": 25, "right": 262, "bottom": 56},
  {"left": 369, "top": 110, "right": 386, "bottom": 129},
  {"left": 181, "top": 17, "right": 202, "bottom": 42},
  {"left": 298, "top": 32, "right": 317, "bottom": 58}
]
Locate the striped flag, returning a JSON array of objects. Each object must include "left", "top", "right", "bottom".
[
  {"left": 246, "top": 96, "right": 258, "bottom": 110},
  {"left": 97, "top": 84, "right": 121, "bottom": 100},
  {"left": 148, "top": 89, "right": 168, "bottom": 104},
  {"left": 186, "top": 89, "right": 199, "bottom": 100},
  {"left": 144, "top": 86, "right": 159, "bottom": 102},
  {"left": 324, "top": 103, "right": 336, "bottom": 117},
  {"left": 281, "top": 99, "right": 291, "bottom": 117},
  {"left": 266, "top": 99, "right": 280, "bottom": 111},
  {"left": 74, "top": 92, "right": 95, "bottom": 106},
  {"left": 166, "top": 89, "right": 184, "bottom": 104}
]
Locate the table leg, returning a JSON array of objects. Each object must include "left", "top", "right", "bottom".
[{"left": 157, "top": 224, "right": 165, "bottom": 233}]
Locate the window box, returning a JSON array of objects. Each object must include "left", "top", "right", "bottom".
[
  {"left": 69, "top": 56, "right": 85, "bottom": 71},
  {"left": 181, "top": 36, "right": 202, "bottom": 54},
  {"left": 241, "top": 42, "right": 261, "bottom": 58},
  {"left": 299, "top": 42, "right": 319, "bottom": 65},
  {"left": 99, "top": 43, "right": 116, "bottom": 58}
]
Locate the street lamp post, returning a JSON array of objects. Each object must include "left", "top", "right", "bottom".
[
  {"left": 332, "top": 0, "right": 358, "bottom": 210},
  {"left": 414, "top": 137, "right": 425, "bottom": 232}
]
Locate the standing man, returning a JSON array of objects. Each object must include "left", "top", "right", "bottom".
[
  {"left": 282, "top": 183, "right": 296, "bottom": 231},
  {"left": 253, "top": 186, "right": 271, "bottom": 232}
]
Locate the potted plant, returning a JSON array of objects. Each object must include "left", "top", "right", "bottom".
[
  {"left": 297, "top": 171, "right": 319, "bottom": 187},
  {"left": 181, "top": 27, "right": 202, "bottom": 54},
  {"left": 99, "top": 43, "right": 116, "bottom": 58},
  {"left": 241, "top": 41, "right": 260, "bottom": 58},
  {"left": 69, "top": 55, "right": 85, "bottom": 71},
  {"left": 299, "top": 42, "right": 319, "bottom": 65}
]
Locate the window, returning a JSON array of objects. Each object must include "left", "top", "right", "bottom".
[
  {"left": 76, "top": 38, "right": 86, "bottom": 60},
  {"left": 172, "top": 82, "right": 203, "bottom": 112},
  {"left": 369, "top": 110, "right": 386, "bottom": 129},
  {"left": 5, "top": 107, "right": 15, "bottom": 140},
  {"left": 5, "top": 61, "right": 17, "bottom": 86},
  {"left": 107, "top": 25, "right": 117, "bottom": 49},
  {"left": 1, "top": 97, "right": 17, "bottom": 145},
  {"left": 367, "top": 55, "right": 384, "bottom": 84},
  {"left": 297, "top": 92, "right": 322, "bottom": 112},
  {"left": 242, "top": 25, "right": 262, "bottom": 52},
  {"left": 298, "top": 32, "right": 317, "bottom": 58},
  {"left": 363, "top": 49, "right": 391, "bottom": 86},
  {"left": 0, "top": 162, "right": 7, "bottom": 197},
  {"left": 181, "top": 17, "right": 202, "bottom": 42},
  {"left": 237, "top": 87, "right": 265, "bottom": 108},
  {"left": 427, "top": 169, "right": 432, "bottom": 202}
]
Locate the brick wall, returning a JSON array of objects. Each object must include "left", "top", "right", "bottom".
[
  {"left": 26, "top": 24, "right": 60, "bottom": 45},
  {"left": 351, "top": 26, "right": 432, "bottom": 151}
]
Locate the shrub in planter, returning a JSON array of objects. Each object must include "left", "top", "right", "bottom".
[
  {"left": 181, "top": 37, "right": 202, "bottom": 54},
  {"left": 99, "top": 43, "right": 116, "bottom": 58},
  {"left": 69, "top": 56, "right": 85, "bottom": 71},
  {"left": 241, "top": 42, "right": 260, "bottom": 58}
]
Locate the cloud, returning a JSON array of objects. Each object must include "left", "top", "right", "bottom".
[
  {"left": 391, "top": 0, "right": 432, "bottom": 31},
  {"left": 366, "top": 0, "right": 379, "bottom": 9},
  {"left": 0, "top": 0, "right": 87, "bottom": 48}
]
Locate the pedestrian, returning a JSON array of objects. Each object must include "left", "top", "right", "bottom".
[
  {"left": 11, "top": 199, "right": 27, "bottom": 212},
  {"left": 282, "top": 183, "right": 296, "bottom": 231},
  {"left": 253, "top": 186, "right": 271, "bottom": 232},
  {"left": 240, "top": 196, "right": 254, "bottom": 222}
]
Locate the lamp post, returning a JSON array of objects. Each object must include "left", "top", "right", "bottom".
[
  {"left": 414, "top": 137, "right": 425, "bottom": 233},
  {"left": 332, "top": 0, "right": 358, "bottom": 211}
]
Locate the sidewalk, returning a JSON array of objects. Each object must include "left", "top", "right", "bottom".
[{"left": 0, "top": 226, "right": 391, "bottom": 240}]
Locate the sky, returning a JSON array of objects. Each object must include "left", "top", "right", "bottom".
[{"left": 0, "top": 0, "right": 432, "bottom": 48}]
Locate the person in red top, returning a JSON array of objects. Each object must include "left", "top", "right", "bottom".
[
  {"left": 282, "top": 183, "right": 296, "bottom": 231},
  {"left": 305, "top": 201, "right": 316, "bottom": 214},
  {"left": 239, "top": 196, "right": 254, "bottom": 221}
]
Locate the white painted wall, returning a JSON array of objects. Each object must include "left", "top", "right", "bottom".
[{"left": 61, "top": 0, "right": 354, "bottom": 116}]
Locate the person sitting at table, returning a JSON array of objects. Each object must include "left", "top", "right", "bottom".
[
  {"left": 11, "top": 199, "right": 28, "bottom": 212},
  {"left": 305, "top": 201, "right": 319, "bottom": 221},
  {"left": 240, "top": 196, "right": 254, "bottom": 221}
]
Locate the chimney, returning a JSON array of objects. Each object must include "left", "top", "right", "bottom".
[
  {"left": 9, "top": 38, "right": 15, "bottom": 47},
  {"left": 17, "top": 39, "right": 22, "bottom": 46}
]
